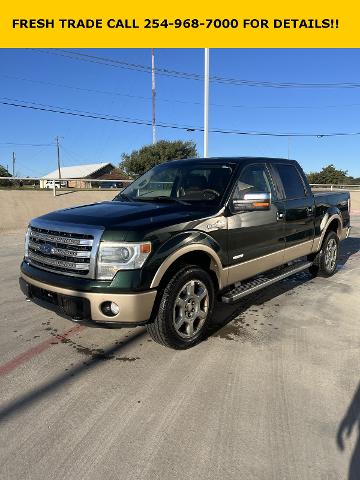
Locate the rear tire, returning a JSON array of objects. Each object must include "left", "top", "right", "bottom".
[
  {"left": 146, "top": 265, "right": 215, "bottom": 349},
  {"left": 309, "top": 231, "right": 339, "bottom": 278}
]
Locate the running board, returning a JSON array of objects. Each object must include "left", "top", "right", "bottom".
[{"left": 221, "top": 261, "right": 313, "bottom": 304}]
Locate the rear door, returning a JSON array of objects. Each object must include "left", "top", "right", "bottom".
[
  {"left": 272, "top": 163, "right": 315, "bottom": 262},
  {"left": 226, "top": 162, "right": 286, "bottom": 284}
]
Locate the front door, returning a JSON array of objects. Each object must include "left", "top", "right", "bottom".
[{"left": 226, "top": 162, "right": 285, "bottom": 285}]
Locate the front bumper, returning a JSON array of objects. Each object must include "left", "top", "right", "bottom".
[{"left": 19, "top": 272, "right": 157, "bottom": 325}]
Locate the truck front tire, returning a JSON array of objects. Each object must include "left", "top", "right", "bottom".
[
  {"left": 309, "top": 231, "right": 339, "bottom": 278},
  {"left": 146, "top": 265, "right": 215, "bottom": 349}
]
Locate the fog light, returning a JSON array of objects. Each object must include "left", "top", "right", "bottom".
[{"left": 101, "top": 301, "right": 120, "bottom": 317}]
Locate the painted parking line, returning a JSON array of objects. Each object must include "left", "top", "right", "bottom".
[{"left": 0, "top": 324, "right": 85, "bottom": 377}]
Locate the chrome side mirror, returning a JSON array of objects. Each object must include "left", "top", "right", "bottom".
[{"left": 232, "top": 192, "right": 271, "bottom": 212}]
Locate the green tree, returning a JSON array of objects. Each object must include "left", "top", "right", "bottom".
[
  {"left": 0, "top": 164, "right": 11, "bottom": 177},
  {"left": 120, "top": 140, "right": 197, "bottom": 176},
  {"left": 0, "top": 164, "right": 12, "bottom": 187},
  {"left": 307, "top": 164, "right": 348, "bottom": 185},
  {"left": 346, "top": 175, "right": 360, "bottom": 185}
]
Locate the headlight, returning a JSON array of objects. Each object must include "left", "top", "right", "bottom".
[
  {"left": 24, "top": 226, "right": 30, "bottom": 260},
  {"left": 96, "top": 242, "right": 152, "bottom": 280}
]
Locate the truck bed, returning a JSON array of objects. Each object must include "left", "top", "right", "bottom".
[{"left": 313, "top": 190, "right": 350, "bottom": 229}]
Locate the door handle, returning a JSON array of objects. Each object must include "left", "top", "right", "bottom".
[{"left": 277, "top": 212, "right": 285, "bottom": 221}]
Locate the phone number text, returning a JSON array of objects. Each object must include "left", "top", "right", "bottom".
[{"left": 144, "top": 18, "right": 239, "bottom": 29}]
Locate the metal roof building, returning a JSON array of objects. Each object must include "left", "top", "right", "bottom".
[
  {"left": 42, "top": 163, "right": 114, "bottom": 179},
  {"left": 40, "top": 163, "right": 115, "bottom": 189}
]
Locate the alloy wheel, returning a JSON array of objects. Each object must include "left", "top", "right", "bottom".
[
  {"left": 173, "top": 280, "right": 209, "bottom": 339},
  {"left": 324, "top": 238, "right": 338, "bottom": 271}
]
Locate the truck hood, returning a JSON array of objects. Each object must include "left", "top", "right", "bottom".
[{"left": 35, "top": 200, "right": 218, "bottom": 232}]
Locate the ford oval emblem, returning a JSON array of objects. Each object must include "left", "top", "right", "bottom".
[{"left": 39, "top": 243, "right": 53, "bottom": 255}]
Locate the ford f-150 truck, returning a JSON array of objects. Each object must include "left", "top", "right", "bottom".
[{"left": 20, "top": 157, "right": 351, "bottom": 349}]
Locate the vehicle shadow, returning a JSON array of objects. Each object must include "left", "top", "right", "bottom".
[
  {"left": 337, "top": 382, "right": 360, "bottom": 480},
  {"left": 54, "top": 190, "right": 78, "bottom": 196},
  {"left": 208, "top": 271, "right": 312, "bottom": 340},
  {"left": 0, "top": 327, "right": 147, "bottom": 421},
  {"left": 208, "top": 235, "right": 360, "bottom": 339},
  {"left": 338, "top": 236, "right": 360, "bottom": 267}
]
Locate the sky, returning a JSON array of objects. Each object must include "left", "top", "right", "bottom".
[{"left": 0, "top": 48, "right": 359, "bottom": 177}]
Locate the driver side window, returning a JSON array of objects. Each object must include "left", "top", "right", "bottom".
[{"left": 232, "top": 164, "right": 273, "bottom": 200}]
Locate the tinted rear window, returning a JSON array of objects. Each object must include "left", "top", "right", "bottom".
[{"left": 276, "top": 164, "right": 306, "bottom": 199}]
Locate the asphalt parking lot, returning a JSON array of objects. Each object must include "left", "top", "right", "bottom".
[{"left": 1, "top": 217, "right": 359, "bottom": 480}]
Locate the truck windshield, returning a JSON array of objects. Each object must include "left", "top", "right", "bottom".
[{"left": 114, "top": 163, "right": 234, "bottom": 205}]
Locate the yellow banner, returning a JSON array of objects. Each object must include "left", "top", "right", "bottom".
[{"left": 0, "top": 0, "right": 358, "bottom": 48}]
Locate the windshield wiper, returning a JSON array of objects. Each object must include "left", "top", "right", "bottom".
[
  {"left": 137, "top": 196, "right": 190, "bottom": 205},
  {"left": 115, "top": 193, "right": 134, "bottom": 202},
  {"left": 156, "top": 196, "right": 191, "bottom": 205}
]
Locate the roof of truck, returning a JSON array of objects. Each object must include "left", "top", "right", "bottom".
[{"left": 166, "top": 156, "right": 297, "bottom": 164}]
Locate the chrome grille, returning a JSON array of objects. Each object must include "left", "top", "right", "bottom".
[
  {"left": 29, "top": 230, "right": 93, "bottom": 246},
  {"left": 26, "top": 224, "right": 101, "bottom": 278}
]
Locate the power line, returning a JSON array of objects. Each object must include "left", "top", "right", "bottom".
[
  {"left": 33, "top": 49, "right": 360, "bottom": 89},
  {"left": 0, "top": 142, "right": 53, "bottom": 147},
  {"left": 60, "top": 145, "right": 84, "bottom": 164},
  {"left": 0, "top": 97, "right": 193, "bottom": 129},
  {"left": 18, "top": 144, "right": 54, "bottom": 175},
  {"left": 1, "top": 73, "right": 156, "bottom": 103},
  {"left": 15, "top": 159, "right": 43, "bottom": 176},
  {"left": 4, "top": 73, "right": 360, "bottom": 111},
  {"left": 0, "top": 96, "right": 150, "bottom": 123},
  {"left": 2, "top": 96, "right": 360, "bottom": 138}
]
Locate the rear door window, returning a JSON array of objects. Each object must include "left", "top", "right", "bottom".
[{"left": 275, "top": 164, "right": 306, "bottom": 199}]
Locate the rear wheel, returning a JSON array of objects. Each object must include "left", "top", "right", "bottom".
[
  {"left": 146, "top": 265, "right": 215, "bottom": 349},
  {"left": 309, "top": 231, "right": 339, "bottom": 277}
]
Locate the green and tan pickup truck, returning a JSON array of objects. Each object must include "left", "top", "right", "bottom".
[{"left": 20, "top": 157, "right": 351, "bottom": 349}]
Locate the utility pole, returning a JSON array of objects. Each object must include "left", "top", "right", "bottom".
[
  {"left": 56, "top": 136, "right": 61, "bottom": 179},
  {"left": 151, "top": 48, "right": 156, "bottom": 144},
  {"left": 204, "top": 48, "right": 210, "bottom": 158},
  {"left": 12, "top": 152, "right": 16, "bottom": 176},
  {"left": 287, "top": 136, "right": 291, "bottom": 159}
]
